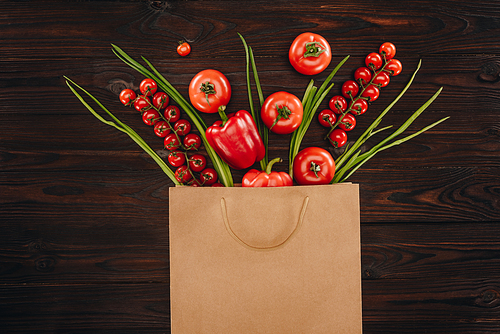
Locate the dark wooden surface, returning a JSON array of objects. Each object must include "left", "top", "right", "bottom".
[{"left": 1, "top": 0, "right": 500, "bottom": 332}]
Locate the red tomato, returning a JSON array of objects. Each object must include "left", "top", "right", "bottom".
[
  {"left": 328, "top": 129, "right": 348, "bottom": 148},
  {"left": 188, "top": 154, "right": 207, "bottom": 172},
  {"left": 329, "top": 95, "right": 348, "bottom": 115},
  {"left": 261, "top": 91, "right": 303, "bottom": 134},
  {"left": 164, "top": 133, "right": 181, "bottom": 150},
  {"left": 175, "top": 165, "right": 193, "bottom": 183},
  {"left": 133, "top": 95, "right": 151, "bottom": 113},
  {"left": 338, "top": 113, "right": 356, "bottom": 131},
  {"left": 119, "top": 89, "right": 136, "bottom": 106},
  {"left": 379, "top": 42, "right": 396, "bottom": 60},
  {"left": 365, "top": 52, "right": 383, "bottom": 71},
  {"left": 350, "top": 98, "right": 368, "bottom": 116},
  {"left": 292, "top": 147, "right": 336, "bottom": 185},
  {"left": 167, "top": 150, "right": 186, "bottom": 167},
  {"left": 318, "top": 109, "right": 337, "bottom": 128},
  {"left": 200, "top": 168, "right": 218, "bottom": 186},
  {"left": 152, "top": 92, "right": 169, "bottom": 110},
  {"left": 142, "top": 109, "right": 160, "bottom": 126},
  {"left": 189, "top": 69, "right": 231, "bottom": 113},
  {"left": 173, "top": 119, "right": 191, "bottom": 136},
  {"left": 386, "top": 58, "right": 402, "bottom": 76},
  {"left": 372, "top": 71, "right": 391, "bottom": 87},
  {"left": 354, "top": 67, "right": 372, "bottom": 86},
  {"left": 342, "top": 80, "right": 360, "bottom": 100},
  {"left": 154, "top": 120, "right": 171, "bottom": 137},
  {"left": 289, "top": 32, "right": 332, "bottom": 75},
  {"left": 164, "top": 105, "right": 181, "bottom": 123},
  {"left": 177, "top": 41, "right": 191, "bottom": 56},
  {"left": 139, "top": 78, "right": 157, "bottom": 97},
  {"left": 361, "top": 85, "right": 380, "bottom": 102},
  {"left": 183, "top": 133, "right": 202, "bottom": 151}
]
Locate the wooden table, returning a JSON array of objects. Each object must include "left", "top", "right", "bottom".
[{"left": 2, "top": 1, "right": 499, "bottom": 332}]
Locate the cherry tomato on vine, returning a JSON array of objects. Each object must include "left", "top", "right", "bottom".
[
  {"left": 329, "top": 95, "right": 348, "bottom": 115},
  {"left": 165, "top": 105, "right": 181, "bottom": 123},
  {"left": 386, "top": 58, "right": 402, "bottom": 76},
  {"left": 200, "top": 168, "right": 218, "bottom": 186},
  {"left": 152, "top": 92, "right": 169, "bottom": 110},
  {"left": 372, "top": 71, "right": 391, "bottom": 87},
  {"left": 338, "top": 113, "right": 356, "bottom": 131},
  {"left": 119, "top": 89, "right": 136, "bottom": 106},
  {"left": 354, "top": 67, "right": 372, "bottom": 86},
  {"left": 188, "top": 154, "right": 207, "bottom": 172},
  {"left": 341, "top": 80, "right": 360, "bottom": 100},
  {"left": 289, "top": 32, "right": 332, "bottom": 75},
  {"left": 183, "top": 133, "right": 202, "bottom": 151},
  {"left": 154, "top": 121, "right": 171, "bottom": 137},
  {"left": 173, "top": 119, "right": 191, "bottom": 136},
  {"left": 350, "top": 98, "right": 368, "bottom": 116},
  {"left": 261, "top": 91, "right": 303, "bottom": 134},
  {"left": 318, "top": 109, "right": 337, "bottom": 128},
  {"left": 139, "top": 78, "right": 157, "bottom": 97},
  {"left": 292, "top": 147, "right": 336, "bottom": 185},
  {"left": 167, "top": 150, "right": 186, "bottom": 167},
  {"left": 365, "top": 52, "right": 383, "bottom": 71},
  {"left": 175, "top": 165, "right": 193, "bottom": 183},
  {"left": 328, "top": 128, "right": 348, "bottom": 148},
  {"left": 142, "top": 109, "right": 160, "bottom": 126},
  {"left": 133, "top": 95, "right": 151, "bottom": 113},
  {"left": 379, "top": 42, "right": 396, "bottom": 60},
  {"left": 177, "top": 41, "right": 191, "bottom": 57},
  {"left": 164, "top": 133, "right": 181, "bottom": 150},
  {"left": 361, "top": 85, "right": 380, "bottom": 102},
  {"left": 189, "top": 69, "right": 231, "bottom": 113}
]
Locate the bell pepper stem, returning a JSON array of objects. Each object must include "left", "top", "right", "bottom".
[
  {"left": 265, "top": 157, "right": 282, "bottom": 174},
  {"left": 218, "top": 105, "right": 229, "bottom": 125}
]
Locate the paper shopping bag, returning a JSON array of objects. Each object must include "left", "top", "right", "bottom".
[{"left": 169, "top": 183, "right": 362, "bottom": 333}]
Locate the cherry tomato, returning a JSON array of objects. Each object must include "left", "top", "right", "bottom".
[
  {"left": 372, "top": 71, "right": 391, "bottom": 87},
  {"left": 183, "top": 133, "right": 202, "bottom": 151},
  {"left": 386, "top": 58, "right": 402, "bottom": 76},
  {"left": 261, "top": 91, "right": 303, "bottom": 134},
  {"left": 175, "top": 165, "right": 193, "bottom": 183},
  {"left": 329, "top": 95, "right": 348, "bottom": 115},
  {"left": 341, "top": 80, "right": 360, "bottom": 100},
  {"left": 338, "top": 113, "right": 356, "bottom": 131},
  {"left": 379, "top": 42, "right": 396, "bottom": 60},
  {"left": 154, "top": 121, "right": 171, "bottom": 137},
  {"left": 139, "top": 78, "right": 157, "bottom": 97},
  {"left": 354, "top": 67, "right": 372, "bottom": 86},
  {"left": 152, "top": 92, "right": 169, "bottom": 110},
  {"left": 361, "top": 85, "right": 380, "bottom": 102},
  {"left": 200, "top": 168, "right": 218, "bottom": 186},
  {"left": 177, "top": 41, "right": 191, "bottom": 57},
  {"left": 173, "top": 119, "right": 191, "bottom": 136},
  {"left": 168, "top": 150, "right": 186, "bottom": 167},
  {"left": 119, "top": 89, "right": 136, "bottom": 106},
  {"left": 289, "top": 32, "right": 332, "bottom": 75},
  {"left": 350, "top": 98, "right": 368, "bottom": 116},
  {"left": 318, "top": 109, "right": 337, "bottom": 128},
  {"left": 164, "top": 133, "right": 181, "bottom": 150},
  {"left": 164, "top": 105, "right": 181, "bottom": 123},
  {"left": 142, "top": 109, "right": 160, "bottom": 126},
  {"left": 133, "top": 95, "right": 151, "bottom": 113},
  {"left": 189, "top": 69, "right": 231, "bottom": 113},
  {"left": 188, "top": 154, "right": 207, "bottom": 172},
  {"left": 292, "top": 147, "right": 336, "bottom": 185},
  {"left": 328, "top": 128, "right": 348, "bottom": 148},
  {"left": 365, "top": 52, "right": 383, "bottom": 71}
]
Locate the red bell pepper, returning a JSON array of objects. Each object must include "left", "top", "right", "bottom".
[
  {"left": 206, "top": 107, "right": 265, "bottom": 170},
  {"left": 242, "top": 157, "right": 293, "bottom": 187}
]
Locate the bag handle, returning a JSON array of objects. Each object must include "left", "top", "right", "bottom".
[{"left": 220, "top": 196, "right": 309, "bottom": 251}]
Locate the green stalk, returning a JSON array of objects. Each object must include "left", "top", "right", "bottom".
[
  {"left": 65, "top": 77, "right": 180, "bottom": 185},
  {"left": 111, "top": 44, "right": 234, "bottom": 187}
]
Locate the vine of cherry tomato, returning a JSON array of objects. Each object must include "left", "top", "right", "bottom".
[
  {"left": 320, "top": 42, "right": 402, "bottom": 148},
  {"left": 119, "top": 78, "right": 218, "bottom": 186}
]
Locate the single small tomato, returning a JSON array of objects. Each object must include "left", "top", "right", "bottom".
[
  {"left": 189, "top": 69, "right": 231, "bottom": 113},
  {"left": 133, "top": 95, "right": 151, "bottom": 113},
  {"left": 167, "top": 150, "right": 186, "bottom": 167},
  {"left": 154, "top": 120, "right": 171, "bottom": 137},
  {"left": 365, "top": 52, "right": 384, "bottom": 71},
  {"left": 379, "top": 42, "right": 396, "bottom": 60},
  {"left": 372, "top": 71, "right": 391, "bottom": 87},
  {"left": 200, "top": 168, "right": 218, "bottom": 186},
  {"left": 289, "top": 32, "right": 332, "bottom": 75},
  {"left": 164, "top": 105, "right": 181, "bottom": 123},
  {"left": 329, "top": 95, "right": 348, "bottom": 115},
  {"left": 188, "top": 154, "right": 207, "bottom": 172},
  {"left": 385, "top": 58, "right": 402, "bottom": 76},
  {"left": 261, "top": 91, "right": 303, "bottom": 134},
  {"left": 152, "top": 92, "right": 169, "bottom": 110},
  {"left": 139, "top": 78, "right": 157, "bottom": 97},
  {"left": 318, "top": 109, "right": 337, "bottom": 128},
  {"left": 173, "top": 119, "right": 191, "bottom": 136},
  {"left": 119, "top": 89, "right": 136, "bottom": 106},
  {"left": 142, "top": 109, "right": 160, "bottom": 126},
  {"left": 164, "top": 133, "right": 181, "bottom": 150},
  {"left": 338, "top": 113, "right": 356, "bottom": 131},
  {"left": 350, "top": 99, "right": 368, "bottom": 116},
  {"left": 175, "top": 165, "right": 193, "bottom": 183},
  {"left": 328, "top": 128, "right": 348, "bottom": 148},
  {"left": 293, "top": 147, "right": 336, "bottom": 185},
  {"left": 361, "top": 85, "right": 380, "bottom": 102},
  {"left": 177, "top": 41, "right": 191, "bottom": 57},
  {"left": 183, "top": 133, "right": 202, "bottom": 151},
  {"left": 354, "top": 67, "right": 372, "bottom": 86},
  {"left": 342, "top": 80, "right": 360, "bottom": 100}
]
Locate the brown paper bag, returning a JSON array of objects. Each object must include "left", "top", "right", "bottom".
[{"left": 169, "top": 183, "right": 362, "bottom": 333}]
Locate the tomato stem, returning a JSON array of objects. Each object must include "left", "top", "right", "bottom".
[
  {"left": 200, "top": 81, "right": 216, "bottom": 106},
  {"left": 270, "top": 104, "right": 291, "bottom": 131},
  {"left": 310, "top": 161, "right": 321, "bottom": 178},
  {"left": 303, "top": 41, "right": 327, "bottom": 58}
]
